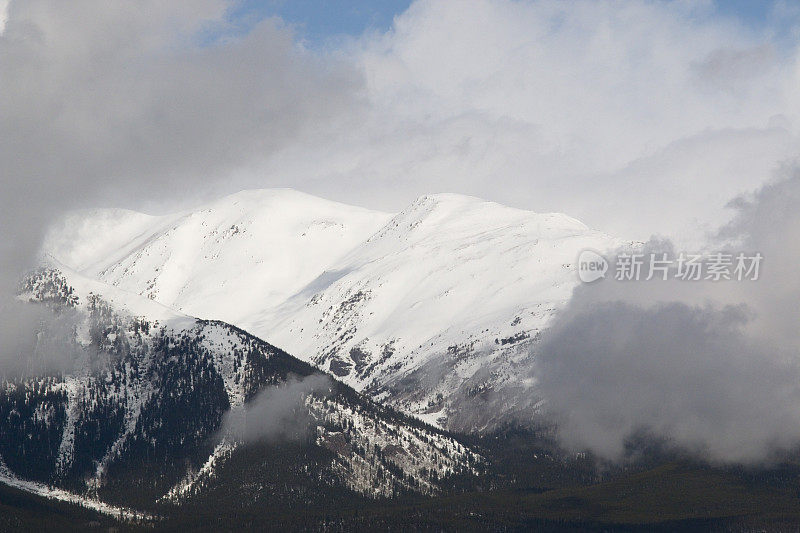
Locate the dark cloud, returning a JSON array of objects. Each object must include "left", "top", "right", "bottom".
[
  {"left": 691, "top": 45, "right": 776, "bottom": 91},
  {"left": 0, "top": 0, "right": 359, "bottom": 277},
  {"left": 535, "top": 170, "right": 800, "bottom": 464},
  {"left": 537, "top": 300, "right": 800, "bottom": 463}
]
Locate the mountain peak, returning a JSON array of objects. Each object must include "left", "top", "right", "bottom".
[
  {"left": 207, "top": 188, "right": 382, "bottom": 214},
  {"left": 44, "top": 188, "right": 622, "bottom": 432},
  {"left": 383, "top": 192, "right": 592, "bottom": 244}
]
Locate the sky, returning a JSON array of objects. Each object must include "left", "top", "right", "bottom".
[
  {"left": 3, "top": 0, "right": 800, "bottom": 464},
  {"left": 0, "top": 1, "right": 785, "bottom": 38},
  {"left": 228, "top": 1, "right": 784, "bottom": 43},
  {"left": 713, "top": 0, "right": 774, "bottom": 24},
  {"left": 230, "top": 0, "right": 413, "bottom": 44}
]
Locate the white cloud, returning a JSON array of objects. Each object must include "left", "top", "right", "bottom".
[
  {"left": 0, "top": 1, "right": 6, "bottom": 34},
  {"left": 254, "top": 0, "right": 800, "bottom": 247}
]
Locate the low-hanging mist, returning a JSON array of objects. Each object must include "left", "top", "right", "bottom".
[{"left": 220, "top": 374, "right": 332, "bottom": 443}]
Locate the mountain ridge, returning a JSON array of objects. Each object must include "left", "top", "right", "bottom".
[
  {"left": 1, "top": 264, "right": 481, "bottom": 516},
  {"left": 44, "top": 188, "right": 626, "bottom": 431}
]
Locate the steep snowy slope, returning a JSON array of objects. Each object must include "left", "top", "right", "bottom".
[
  {"left": 262, "top": 194, "right": 624, "bottom": 430},
  {"left": 45, "top": 190, "right": 623, "bottom": 431}
]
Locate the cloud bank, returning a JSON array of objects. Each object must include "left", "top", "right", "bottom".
[
  {"left": 274, "top": 0, "right": 800, "bottom": 246},
  {"left": 4, "top": 0, "right": 800, "bottom": 278},
  {"left": 0, "top": 0, "right": 357, "bottom": 281},
  {"left": 536, "top": 171, "right": 800, "bottom": 464}
]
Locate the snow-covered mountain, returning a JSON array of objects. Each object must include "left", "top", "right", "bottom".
[{"left": 45, "top": 189, "right": 624, "bottom": 431}]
